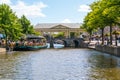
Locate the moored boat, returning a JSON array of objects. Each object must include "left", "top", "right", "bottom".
[
  {"left": 46, "top": 43, "right": 50, "bottom": 48},
  {"left": 13, "top": 36, "right": 48, "bottom": 51},
  {"left": 53, "top": 43, "right": 64, "bottom": 49},
  {"left": 53, "top": 40, "right": 64, "bottom": 49},
  {"left": 13, "top": 45, "right": 47, "bottom": 51}
]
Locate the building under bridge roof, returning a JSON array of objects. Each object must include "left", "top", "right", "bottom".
[{"left": 34, "top": 23, "right": 85, "bottom": 38}]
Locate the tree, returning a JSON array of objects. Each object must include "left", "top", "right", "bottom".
[
  {"left": 89, "top": 0, "right": 107, "bottom": 45},
  {"left": 102, "top": 0, "right": 120, "bottom": 45},
  {"left": 53, "top": 32, "right": 65, "bottom": 39},
  {"left": 0, "top": 4, "right": 22, "bottom": 50},
  {"left": 19, "top": 15, "right": 37, "bottom": 35},
  {"left": 83, "top": 0, "right": 120, "bottom": 46},
  {"left": 81, "top": 21, "right": 95, "bottom": 42}
]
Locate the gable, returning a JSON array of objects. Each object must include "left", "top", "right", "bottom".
[
  {"left": 34, "top": 23, "right": 82, "bottom": 29},
  {"left": 50, "top": 24, "right": 70, "bottom": 29}
]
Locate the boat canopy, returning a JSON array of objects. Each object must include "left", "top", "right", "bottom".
[
  {"left": 27, "top": 36, "right": 45, "bottom": 39},
  {"left": 26, "top": 35, "right": 45, "bottom": 39},
  {"left": 54, "top": 40, "right": 64, "bottom": 44}
]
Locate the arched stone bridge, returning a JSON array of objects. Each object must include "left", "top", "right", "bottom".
[
  {"left": 47, "top": 38, "right": 88, "bottom": 48},
  {"left": 61, "top": 38, "right": 88, "bottom": 48}
]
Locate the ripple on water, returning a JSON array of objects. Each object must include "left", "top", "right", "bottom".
[{"left": 0, "top": 49, "right": 120, "bottom": 80}]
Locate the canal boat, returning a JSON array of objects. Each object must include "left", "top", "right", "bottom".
[
  {"left": 13, "top": 36, "right": 48, "bottom": 51},
  {"left": 13, "top": 45, "right": 48, "bottom": 51},
  {"left": 46, "top": 43, "right": 50, "bottom": 48},
  {"left": 53, "top": 43, "right": 64, "bottom": 49},
  {"left": 53, "top": 40, "right": 64, "bottom": 49}
]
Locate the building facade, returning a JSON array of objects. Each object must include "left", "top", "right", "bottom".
[{"left": 34, "top": 23, "right": 85, "bottom": 38}]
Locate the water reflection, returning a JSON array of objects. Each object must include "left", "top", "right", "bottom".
[
  {"left": 0, "top": 49, "right": 120, "bottom": 80},
  {"left": 87, "top": 51, "right": 120, "bottom": 80},
  {"left": 88, "top": 52, "right": 118, "bottom": 68}
]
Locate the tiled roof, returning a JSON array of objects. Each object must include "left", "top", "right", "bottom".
[{"left": 34, "top": 23, "right": 82, "bottom": 28}]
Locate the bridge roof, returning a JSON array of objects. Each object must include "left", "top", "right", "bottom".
[{"left": 34, "top": 23, "right": 82, "bottom": 28}]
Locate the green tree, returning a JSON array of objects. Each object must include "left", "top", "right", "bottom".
[
  {"left": 0, "top": 4, "right": 22, "bottom": 50},
  {"left": 83, "top": 0, "right": 120, "bottom": 46},
  {"left": 102, "top": 0, "right": 120, "bottom": 45},
  {"left": 53, "top": 32, "right": 65, "bottom": 39},
  {"left": 89, "top": 1, "right": 107, "bottom": 44},
  {"left": 82, "top": 12, "right": 97, "bottom": 43},
  {"left": 81, "top": 23, "right": 95, "bottom": 42},
  {"left": 19, "top": 15, "right": 37, "bottom": 35}
]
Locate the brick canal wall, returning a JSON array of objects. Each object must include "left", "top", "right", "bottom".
[{"left": 95, "top": 45, "right": 120, "bottom": 57}]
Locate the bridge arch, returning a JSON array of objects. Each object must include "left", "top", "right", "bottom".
[
  {"left": 73, "top": 39, "right": 79, "bottom": 48},
  {"left": 62, "top": 40, "right": 67, "bottom": 47}
]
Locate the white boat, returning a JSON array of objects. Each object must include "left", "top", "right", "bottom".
[
  {"left": 53, "top": 40, "right": 64, "bottom": 49},
  {"left": 53, "top": 43, "right": 64, "bottom": 49},
  {"left": 46, "top": 43, "right": 50, "bottom": 48}
]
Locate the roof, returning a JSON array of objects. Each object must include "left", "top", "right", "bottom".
[
  {"left": 27, "top": 35, "right": 45, "bottom": 39},
  {"left": 34, "top": 23, "right": 82, "bottom": 28}
]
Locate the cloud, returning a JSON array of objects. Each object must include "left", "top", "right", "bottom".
[
  {"left": 11, "top": 1, "right": 47, "bottom": 18},
  {"left": 0, "top": 0, "right": 47, "bottom": 18},
  {"left": 0, "top": 0, "right": 11, "bottom": 4},
  {"left": 62, "top": 19, "right": 71, "bottom": 23},
  {"left": 78, "top": 4, "right": 91, "bottom": 12}
]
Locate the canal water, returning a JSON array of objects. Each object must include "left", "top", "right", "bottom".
[{"left": 0, "top": 49, "right": 120, "bottom": 80}]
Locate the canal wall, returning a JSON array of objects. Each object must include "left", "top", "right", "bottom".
[
  {"left": 0, "top": 48, "right": 6, "bottom": 53},
  {"left": 95, "top": 45, "right": 120, "bottom": 57},
  {"left": 48, "top": 38, "right": 88, "bottom": 48}
]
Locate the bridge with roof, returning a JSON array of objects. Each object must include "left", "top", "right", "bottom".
[
  {"left": 34, "top": 23, "right": 85, "bottom": 38},
  {"left": 34, "top": 23, "right": 88, "bottom": 48}
]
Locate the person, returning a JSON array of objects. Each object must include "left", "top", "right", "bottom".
[{"left": 1, "top": 39, "right": 5, "bottom": 47}]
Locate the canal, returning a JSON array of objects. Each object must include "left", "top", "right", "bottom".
[{"left": 0, "top": 49, "right": 120, "bottom": 80}]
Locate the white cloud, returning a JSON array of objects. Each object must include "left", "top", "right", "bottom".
[
  {"left": 0, "top": 0, "right": 47, "bottom": 18},
  {"left": 11, "top": 1, "right": 47, "bottom": 18},
  {"left": 78, "top": 4, "right": 91, "bottom": 12},
  {"left": 0, "top": 0, "right": 11, "bottom": 4},
  {"left": 62, "top": 19, "right": 71, "bottom": 23},
  {"left": 0, "top": 0, "right": 47, "bottom": 25}
]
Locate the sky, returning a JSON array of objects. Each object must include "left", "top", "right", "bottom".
[{"left": 0, "top": 0, "right": 95, "bottom": 25}]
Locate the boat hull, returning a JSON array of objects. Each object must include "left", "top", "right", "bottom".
[
  {"left": 13, "top": 45, "right": 48, "bottom": 51},
  {"left": 53, "top": 44, "right": 64, "bottom": 49}
]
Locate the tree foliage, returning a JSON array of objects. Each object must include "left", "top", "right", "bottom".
[
  {"left": 0, "top": 4, "right": 40, "bottom": 50},
  {"left": 0, "top": 4, "right": 22, "bottom": 41},
  {"left": 0, "top": 4, "right": 39, "bottom": 41},
  {"left": 19, "top": 15, "right": 37, "bottom": 35},
  {"left": 82, "top": 0, "right": 120, "bottom": 45},
  {"left": 53, "top": 32, "right": 65, "bottom": 39}
]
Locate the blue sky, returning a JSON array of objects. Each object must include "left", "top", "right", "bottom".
[{"left": 0, "top": 0, "right": 95, "bottom": 25}]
